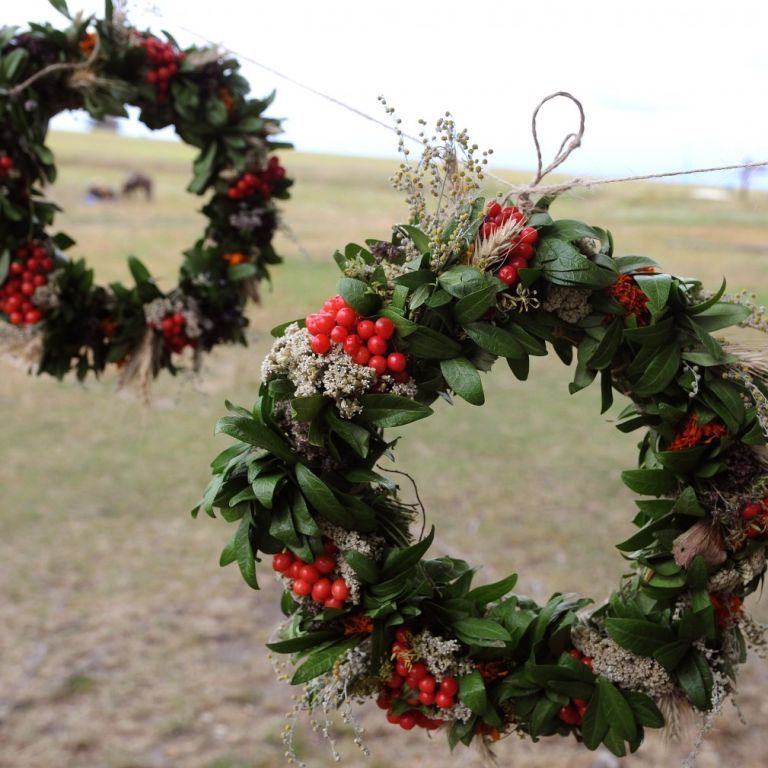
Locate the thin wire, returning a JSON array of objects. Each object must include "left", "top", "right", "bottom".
[{"left": 145, "top": 6, "right": 768, "bottom": 196}]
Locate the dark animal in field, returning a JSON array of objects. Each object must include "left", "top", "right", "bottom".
[
  {"left": 122, "top": 172, "right": 153, "bottom": 200},
  {"left": 85, "top": 185, "right": 117, "bottom": 201}
]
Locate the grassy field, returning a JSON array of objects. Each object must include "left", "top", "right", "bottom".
[{"left": 1, "top": 130, "right": 767, "bottom": 768}]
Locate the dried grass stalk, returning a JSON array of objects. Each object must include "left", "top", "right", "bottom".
[{"left": 672, "top": 520, "right": 727, "bottom": 569}]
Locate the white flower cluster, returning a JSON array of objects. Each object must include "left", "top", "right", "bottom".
[
  {"left": 262, "top": 323, "right": 377, "bottom": 418},
  {"left": 320, "top": 521, "right": 385, "bottom": 606},
  {"left": 410, "top": 628, "right": 474, "bottom": 680},
  {"left": 572, "top": 624, "right": 675, "bottom": 699},
  {"left": 229, "top": 207, "right": 267, "bottom": 233},
  {"left": 143, "top": 296, "right": 203, "bottom": 338},
  {"left": 32, "top": 269, "right": 62, "bottom": 309},
  {"left": 542, "top": 284, "right": 592, "bottom": 324},
  {"left": 707, "top": 546, "right": 767, "bottom": 593}
]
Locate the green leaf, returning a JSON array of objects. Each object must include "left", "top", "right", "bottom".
[
  {"left": 0, "top": 249, "right": 9, "bottom": 284},
  {"left": 290, "top": 489, "right": 321, "bottom": 536},
  {"left": 380, "top": 527, "right": 434, "bottom": 578},
  {"left": 267, "top": 630, "right": 341, "bottom": 653},
  {"left": 632, "top": 344, "right": 681, "bottom": 397},
  {"left": 127, "top": 256, "right": 152, "bottom": 285},
  {"left": 269, "top": 498, "right": 300, "bottom": 547},
  {"left": 458, "top": 670, "right": 488, "bottom": 715},
  {"left": 581, "top": 684, "right": 608, "bottom": 749},
  {"left": 337, "top": 277, "right": 381, "bottom": 315},
  {"left": 2, "top": 48, "right": 28, "bottom": 81},
  {"left": 291, "top": 638, "right": 361, "bottom": 684},
  {"left": 534, "top": 238, "right": 616, "bottom": 288},
  {"left": 291, "top": 394, "right": 326, "bottom": 422},
  {"left": 438, "top": 265, "right": 488, "bottom": 298},
  {"left": 688, "top": 277, "right": 727, "bottom": 315},
  {"left": 635, "top": 273, "right": 672, "bottom": 314},
  {"left": 676, "top": 650, "right": 714, "bottom": 710},
  {"left": 397, "top": 224, "right": 430, "bottom": 255},
  {"left": 295, "top": 464, "right": 374, "bottom": 531},
  {"left": 586, "top": 319, "right": 623, "bottom": 370},
  {"left": 605, "top": 618, "right": 675, "bottom": 656},
  {"left": 234, "top": 514, "right": 257, "bottom": 589},
  {"left": 466, "top": 573, "right": 518, "bottom": 605},
  {"left": 252, "top": 473, "right": 283, "bottom": 508},
  {"left": 622, "top": 690, "right": 665, "bottom": 728},
  {"left": 614, "top": 255, "right": 661, "bottom": 274},
  {"left": 343, "top": 550, "right": 379, "bottom": 583},
  {"left": 227, "top": 262, "right": 258, "bottom": 281},
  {"left": 597, "top": 678, "right": 637, "bottom": 743},
  {"left": 463, "top": 322, "right": 524, "bottom": 359},
  {"left": 530, "top": 697, "right": 561, "bottom": 739},
  {"left": 48, "top": 0, "right": 71, "bottom": 17},
  {"left": 453, "top": 618, "right": 512, "bottom": 646},
  {"left": 693, "top": 302, "right": 751, "bottom": 332},
  {"left": 357, "top": 394, "right": 433, "bottom": 427},
  {"left": 621, "top": 468, "right": 678, "bottom": 495},
  {"left": 453, "top": 284, "right": 500, "bottom": 323},
  {"left": 406, "top": 325, "right": 462, "bottom": 359},
  {"left": 392, "top": 269, "right": 435, "bottom": 289},
  {"left": 325, "top": 410, "right": 370, "bottom": 457},
  {"left": 215, "top": 415, "right": 296, "bottom": 465},
  {"left": 440, "top": 357, "right": 485, "bottom": 405},
  {"left": 188, "top": 141, "right": 217, "bottom": 194}
]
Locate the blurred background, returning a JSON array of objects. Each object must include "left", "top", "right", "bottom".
[{"left": 2, "top": 2, "right": 768, "bottom": 767}]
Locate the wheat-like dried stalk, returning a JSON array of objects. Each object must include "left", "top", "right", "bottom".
[
  {"left": 471, "top": 217, "right": 523, "bottom": 271},
  {"left": 116, "top": 327, "right": 161, "bottom": 405},
  {"left": 0, "top": 325, "right": 43, "bottom": 372}
]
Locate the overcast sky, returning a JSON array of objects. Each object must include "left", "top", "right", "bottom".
[{"left": 7, "top": 0, "right": 768, "bottom": 187}]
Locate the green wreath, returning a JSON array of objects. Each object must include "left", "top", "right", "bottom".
[
  {"left": 0, "top": 1, "right": 291, "bottom": 383},
  {"left": 196, "top": 114, "right": 768, "bottom": 760}
]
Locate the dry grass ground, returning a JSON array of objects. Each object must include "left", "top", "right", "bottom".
[{"left": 1, "top": 131, "right": 767, "bottom": 768}]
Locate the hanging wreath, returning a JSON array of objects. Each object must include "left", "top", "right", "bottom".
[
  {"left": 196, "top": 104, "right": 768, "bottom": 762},
  {"left": 0, "top": 0, "right": 291, "bottom": 385}
]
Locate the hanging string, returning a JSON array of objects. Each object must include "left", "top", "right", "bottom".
[{"left": 134, "top": 8, "right": 768, "bottom": 199}]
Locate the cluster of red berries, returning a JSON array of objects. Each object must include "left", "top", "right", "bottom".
[
  {"left": 305, "top": 295, "right": 409, "bottom": 380},
  {"left": 557, "top": 649, "right": 595, "bottom": 727},
  {"left": 152, "top": 313, "right": 195, "bottom": 354},
  {"left": 0, "top": 154, "right": 13, "bottom": 179},
  {"left": 140, "top": 37, "right": 185, "bottom": 102},
  {"left": 0, "top": 241, "right": 54, "bottom": 326},
  {"left": 480, "top": 202, "right": 539, "bottom": 288},
  {"left": 272, "top": 541, "right": 350, "bottom": 609},
  {"left": 741, "top": 497, "right": 768, "bottom": 539},
  {"left": 376, "top": 631, "right": 454, "bottom": 731},
  {"left": 226, "top": 157, "right": 286, "bottom": 201},
  {"left": 709, "top": 593, "right": 743, "bottom": 628}
]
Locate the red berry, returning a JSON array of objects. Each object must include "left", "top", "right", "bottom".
[
  {"left": 311, "top": 334, "right": 331, "bottom": 355},
  {"left": 161, "top": 317, "right": 175, "bottom": 334},
  {"left": 395, "top": 659, "right": 409, "bottom": 677},
  {"left": 324, "top": 597, "right": 344, "bottom": 609},
  {"left": 330, "top": 325, "right": 348, "bottom": 344},
  {"left": 367, "top": 335, "right": 388, "bottom": 356},
  {"left": 331, "top": 578, "right": 349, "bottom": 601},
  {"left": 509, "top": 256, "right": 528, "bottom": 270},
  {"left": 399, "top": 713, "right": 416, "bottom": 731},
  {"left": 20, "top": 282, "right": 34, "bottom": 296},
  {"left": 376, "top": 691, "right": 392, "bottom": 710},
  {"left": 305, "top": 314, "right": 319, "bottom": 335},
  {"left": 512, "top": 243, "right": 534, "bottom": 261},
  {"left": 435, "top": 691, "right": 454, "bottom": 709},
  {"left": 409, "top": 662, "right": 428, "bottom": 681},
  {"left": 391, "top": 641, "right": 409, "bottom": 658},
  {"left": 343, "top": 334, "right": 362, "bottom": 355},
  {"left": 335, "top": 307, "right": 357, "bottom": 327},
  {"left": 314, "top": 313, "right": 335, "bottom": 335},
  {"left": 311, "top": 578, "right": 332, "bottom": 602},
  {"left": 357, "top": 320, "right": 375, "bottom": 340},
  {"left": 501, "top": 206, "right": 523, "bottom": 223},
  {"left": 573, "top": 698, "right": 588, "bottom": 709},
  {"left": 387, "top": 352, "right": 407, "bottom": 373},
  {"left": 386, "top": 673, "right": 403, "bottom": 689},
  {"left": 487, "top": 202, "right": 502, "bottom": 218},
  {"left": 386, "top": 711, "right": 401, "bottom": 725},
  {"left": 368, "top": 355, "right": 388, "bottom": 376},
  {"left": 568, "top": 649, "right": 583, "bottom": 660},
  {"left": 288, "top": 561, "right": 302, "bottom": 580},
  {"left": 418, "top": 690, "right": 435, "bottom": 706},
  {"left": 41, "top": 258, "right": 54, "bottom": 272},
  {"left": 227, "top": 188, "right": 239, "bottom": 200},
  {"left": 405, "top": 676, "right": 419, "bottom": 691},
  {"left": 481, "top": 221, "right": 495, "bottom": 239},
  {"left": 32, "top": 274, "right": 46, "bottom": 287},
  {"left": 26, "top": 258, "right": 39, "bottom": 272},
  {"left": 313, "top": 554, "right": 335, "bottom": 574},
  {"left": 0, "top": 155, "right": 12, "bottom": 170},
  {"left": 498, "top": 265, "right": 518, "bottom": 286},
  {"left": 743, "top": 503, "right": 762, "bottom": 520},
  {"left": 519, "top": 227, "right": 539, "bottom": 245},
  {"left": 299, "top": 565, "right": 320, "bottom": 584},
  {"left": 292, "top": 579, "right": 312, "bottom": 597},
  {"left": 374, "top": 316, "right": 395, "bottom": 339},
  {"left": 9, "top": 311, "right": 23, "bottom": 325},
  {"left": 558, "top": 705, "right": 581, "bottom": 725},
  {"left": 272, "top": 552, "right": 293, "bottom": 572},
  {"left": 323, "top": 539, "right": 337, "bottom": 555},
  {"left": 353, "top": 347, "right": 371, "bottom": 366},
  {"left": 394, "top": 628, "right": 409, "bottom": 644},
  {"left": 439, "top": 677, "right": 458, "bottom": 696},
  {"left": 6, "top": 295, "right": 21, "bottom": 310},
  {"left": 418, "top": 676, "right": 436, "bottom": 693},
  {"left": 146, "top": 70, "right": 158, "bottom": 84},
  {"left": 9, "top": 262, "right": 23, "bottom": 275}
]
